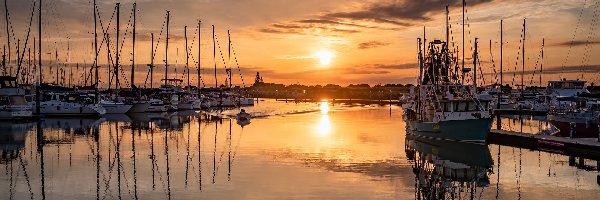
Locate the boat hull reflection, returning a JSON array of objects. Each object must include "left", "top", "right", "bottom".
[{"left": 406, "top": 133, "right": 493, "bottom": 199}]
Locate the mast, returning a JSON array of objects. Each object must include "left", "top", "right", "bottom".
[
  {"left": 197, "top": 20, "right": 201, "bottom": 94},
  {"left": 94, "top": 0, "right": 98, "bottom": 102},
  {"left": 185, "top": 25, "right": 190, "bottom": 91},
  {"left": 521, "top": 18, "right": 525, "bottom": 93},
  {"left": 150, "top": 33, "right": 154, "bottom": 88},
  {"left": 131, "top": 2, "right": 136, "bottom": 89},
  {"left": 462, "top": 0, "right": 465, "bottom": 77},
  {"left": 4, "top": 0, "right": 10, "bottom": 67},
  {"left": 212, "top": 25, "right": 216, "bottom": 88},
  {"left": 540, "top": 38, "right": 544, "bottom": 87},
  {"left": 227, "top": 30, "right": 231, "bottom": 89},
  {"left": 115, "top": 3, "right": 120, "bottom": 89},
  {"left": 164, "top": 11, "right": 170, "bottom": 87},
  {"left": 446, "top": 5, "right": 449, "bottom": 45},
  {"left": 36, "top": 0, "right": 41, "bottom": 115},
  {"left": 498, "top": 20, "right": 503, "bottom": 110},
  {"left": 473, "top": 38, "right": 478, "bottom": 88}
]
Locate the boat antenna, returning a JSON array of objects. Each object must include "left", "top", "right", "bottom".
[
  {"left": 4, "top": 0, "right": 11, "bottom": 67},
  {"left": 540, "top": 38, "right": 544, "bottom": 87},
  {"left": 474, "top": 38, "right": 478, "bottom": 88},
  {"left": 446, "top": 5, "right": 449, "bottom": 46}
]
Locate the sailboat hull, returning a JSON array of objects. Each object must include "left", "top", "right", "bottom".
[{"left": 408, "top": 118, "right": 493, "bottom": 143}]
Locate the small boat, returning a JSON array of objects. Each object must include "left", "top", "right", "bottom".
[{"left": 236, "top": 109, "right": 251, "bottom": 121}]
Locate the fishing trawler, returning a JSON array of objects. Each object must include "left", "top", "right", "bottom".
[{"left": 403, "top": 38, "right": 492, "bottom": 142}]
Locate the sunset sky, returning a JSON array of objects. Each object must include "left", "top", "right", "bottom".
[{"left": 2, "top": 0, "right": 599, "bottom": 87}]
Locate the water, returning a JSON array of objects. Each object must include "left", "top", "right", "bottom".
[{"left": 0, "top": 99, "right": 598, "bottom": 199}]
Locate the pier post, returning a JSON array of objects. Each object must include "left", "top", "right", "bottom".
[{"left": 570, "top": 122, "right": 576, "bottom": 138}]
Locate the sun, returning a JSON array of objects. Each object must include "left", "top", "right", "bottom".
[{"left": 315, "top": 50, "right": 334, "bottom": 65}]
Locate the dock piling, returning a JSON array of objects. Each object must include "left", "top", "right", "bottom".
[{"left": 570, "top": 122, "right": 576, "bottom": 138}]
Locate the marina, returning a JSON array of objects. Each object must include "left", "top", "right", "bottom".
[{"left": 0, "top": 0, "right": 599, "bottom": 199}]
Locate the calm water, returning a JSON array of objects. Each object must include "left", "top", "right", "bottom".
[{"left": 0, "top": 100, "right": 598, "bottom": 200}]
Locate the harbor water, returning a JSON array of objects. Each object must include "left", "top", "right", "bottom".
[{"left": 0, "top": 100, "right": 598, "bottom": 199}]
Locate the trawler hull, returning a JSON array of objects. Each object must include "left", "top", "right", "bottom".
[{"left": 407, "top": 118, "right": 493, "bottom": 143}]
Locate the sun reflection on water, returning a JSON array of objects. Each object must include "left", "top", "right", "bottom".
[
  {"left": 317, "top": 115, "right": 332, "bottom": 137},
  {"left": 319, "top": 101, "right": 330, "bottom": 114}
]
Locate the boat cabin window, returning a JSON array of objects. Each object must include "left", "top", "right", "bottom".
[
  {"left": 455, "top": 102, "right": 467, "bottom": 112},
  {"left": 549, "top": 81, "right": 585, "bottom": 89},
  {"left": 9, "top": 96, "right": 26, "bottom": 105},
  {"left": 0, "top": 97, "right": 8, "bottom": 105}
]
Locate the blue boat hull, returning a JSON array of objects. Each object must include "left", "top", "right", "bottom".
[{"left": 408, "top": 118, "right": 493, "bottom": 142}]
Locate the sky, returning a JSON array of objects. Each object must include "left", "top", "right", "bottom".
[{"left": 1, "top": 0, "right": 599, "bottom": 88}]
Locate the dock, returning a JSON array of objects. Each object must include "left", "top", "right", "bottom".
[
  {"left": 488, "top": 129, "right": 600, "bottom": 159},
  {"left": 493, "top": 109, "right": 548, "bottom": 116}
]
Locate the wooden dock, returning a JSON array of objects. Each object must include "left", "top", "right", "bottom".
[{"left": 488, "top": 129, "right": 600, "bottom": 159}]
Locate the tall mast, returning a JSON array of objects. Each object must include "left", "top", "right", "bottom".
[
  {"left": 185, "top": 25, "right": 190, "bottom": 91},
  {"left": 521, "top": 18, "right": 526, "bottom": 93},
  {"left": 4, "top": 0, "right": 10, "bottom": 67},
  {"left": 131, "top": 2, "right": 136, "bottom": 89},
  {"left": 150, "top": 33, "right": 154, "bottom": 88},
  {"left": 462, "top": 0, "right": 465, "bottom": 76},
  {"left": 197, "top": 20, "right": 201, "bottom": 94},
  {"left": 36, "top": 0, "right": 41, "bottom": 114},
  {"left": 115, "top": 3, "right": 120, "bottom": 89},
  {"left": 228, "top": 30, "right": 231, "bottom": 89},
  {"left": 94, "top": 0, "right": 98, "bottom": 102},
  {"left": 540, "top": 38, "right": 544, "bottom": 87},
  {"left": 473, "top": 38, "right": 478, "bottom": 88},
  {"left": 212, "top": 25, "right": 216, "bottom": 88},
  {"left": 498, "top": 20, "right": 503, "bottom": 110},
  {"left": 164, "top": 11, "right": 170, "bottom": 87},
  {"left": 445, "top": 5, "right": 449, "bottom": 45}
]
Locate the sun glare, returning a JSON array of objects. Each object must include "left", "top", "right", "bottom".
[{"left": 315, "top": 50, "right": 334, "bottom": 65}]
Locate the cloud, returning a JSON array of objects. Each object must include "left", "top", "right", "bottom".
[
  {"left": 324, "top": 0, "right": 494, "bottom": 27},
  {"left": 358, "top": 41, "right": 391, "bottom": 49},
  {"left": 551, "top": 40, "right": 600, "bottom": 47},
  {"left": 371, "top": 63, "right": 418, "bottom": 70}
]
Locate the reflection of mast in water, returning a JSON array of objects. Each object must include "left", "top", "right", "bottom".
[
  {"left": 198, "top": 114, "right": 202, "bottom": 190},
  {"left": 185, "top": 115, "right": 191, "bottom": 188},
  {"left": 36, "top": 121, "right": 46, "bottom": 200},
  {"left": 496, "top": 144, "right": 501, "bottom": 199},
  {"left": 165, "top": 129, "right": 171, "bottom": 200},
  {"left": 95, "top": 126, "right": 100, "bottom": 200},
  {"left": 150, "top": 128, "right": 155, "bottom": 189},
  {"left": 213, "top": 119, "right": 218, "bottom": 184},
  {"left": 116, "top": 122, "right": 122, "bottom": 200},
  {"left": 228, "top": 119, "right": 232, "bottom": 181},
  {"left": 132, "top": 127, "right": 138, "bottom": 199}
]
